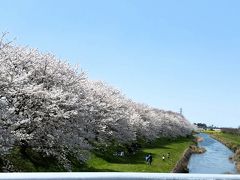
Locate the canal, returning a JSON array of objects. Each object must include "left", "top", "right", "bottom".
[{"left": 188, "top": 133, "right": 237, "bottom": 174}]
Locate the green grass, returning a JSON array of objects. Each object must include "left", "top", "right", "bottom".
[
  {"left": 3, "top": 137, "right": 193, "bottom": 172},
  {"left": 84, "top": 137, "right": 193, "bottom": 172},
  {"left": 218, "top": 133, "right": 240, "bottom": 146},
  {"left": 5, "top": 147, "right": 65, "bottom": 172}
]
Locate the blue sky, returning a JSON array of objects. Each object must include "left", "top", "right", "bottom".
[{"left": 1, "top": 0, "right": 240, "bottom": 127}]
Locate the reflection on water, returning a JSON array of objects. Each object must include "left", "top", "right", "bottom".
[{"left": 188, "top": 133, "right": 237, "bottom": 174}]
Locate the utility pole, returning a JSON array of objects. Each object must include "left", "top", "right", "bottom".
[{"left": 180, "top": 108, "right": 182, "bottom": 115}]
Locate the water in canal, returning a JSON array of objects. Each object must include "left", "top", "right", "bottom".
[{"left": 188, "top": 133, "right": 237, "bottom": 174}]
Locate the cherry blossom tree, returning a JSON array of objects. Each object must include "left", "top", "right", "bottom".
[
  {"left": 87, "top": 81, "right": 141, "bottom": 144},
  {"left": 0, "top": 40, "right": 92, "bottom": 169}
]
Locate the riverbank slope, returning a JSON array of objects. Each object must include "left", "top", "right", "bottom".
[
  {"left": 86, "top": 137, "right": 193, "bottom": 172},
  {"left": 1, "top": 136, "right": 193, "bottom": 172},
  {"left": 172, "top": 144, "right": 206, "bottom": 173},
  {"left": 205, "top": 131, "right": 240, "bottom": 172}
]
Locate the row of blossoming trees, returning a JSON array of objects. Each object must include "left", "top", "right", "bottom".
[{"left": 0, "top": 38, "right": 193, "bottom": 170}]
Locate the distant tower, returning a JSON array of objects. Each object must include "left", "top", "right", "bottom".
[{"left": 180, "top": 108, "right": 183, "bottom": 115}]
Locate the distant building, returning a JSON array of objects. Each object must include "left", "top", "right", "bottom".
[{"left": 212, "top": 128, "right": 221, "bottom": 132}]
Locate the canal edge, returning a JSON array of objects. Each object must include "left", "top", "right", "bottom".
[
  {"left": 208, "top": 134, "right": 240, "bottom": 173},
  {"left": 171, "top": 147, "right": 192, "bottom": 173},
  {"left": 171, "top": 135, "right": 206, "bottom": 173}
]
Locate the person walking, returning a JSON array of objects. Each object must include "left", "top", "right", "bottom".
[
  {"left": 148, "top": 154, "right": 153, "bottom": 165},
  {"left": 162, "top": 155, "right": 165, "bottom": 161},
  {"left": 145, "top": 154, "right": 149, "bottom": 164}
]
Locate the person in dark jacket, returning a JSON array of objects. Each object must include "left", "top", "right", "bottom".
[{"left": 147, "top": 154, "right": 153, "bottom": 165}]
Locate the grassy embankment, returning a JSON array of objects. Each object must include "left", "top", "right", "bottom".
[
  {"left": 83, "top": 136, "right": 194, "bottom": 172},
  {"left": 205, "top": 130, "right": 240, "bottom": 151},
  {"left": 205, "top": 130, "right": 240, "bottom": 172},
  {"left": 1, "top": 136, "right": 193, "bottom": 172}
]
